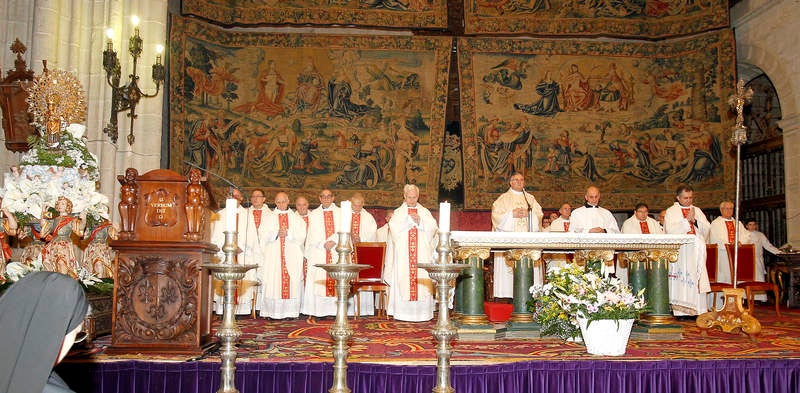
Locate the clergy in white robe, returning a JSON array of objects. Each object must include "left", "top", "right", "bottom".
[
  {"left": 385, "top": 184, "right": 438, "bottom": 322},
  {"left": 664, "top": 185, "right": 710, "bottom": 316},
  {"left": 709, "top": 201, "right": 752, "bottom": 283},
  {"left": 375, "top": 211, "right": 392, "bottom": 243},
  {"left": 349, "top": 193, "right": 378, "bottom": 315},
  {"left": 619, "top": 203, "right": 664, "bottom": 285},
  {"left": 294, "top": 196, "right": 311, "bottom": 288},
  {"left": 349, "top": 193, "right": 378, "bottom": 244},
  {"left": 301, "top": 189, "right": 342, "bottom": 317},
  {"left": 746, "top": 219, "right": 781, "bottom": 282},
  {"left": 259, "top": 192, "right": 306, "bottom": 319},
  {"left": 211, "top": 188, "right": 266, "bottom": 315},
  {"left": 569, "top": 186, "right": 620, "bottom": 234},
  {"left": 547, "top": 204, "right": 572, "bottom": 233},
  {"left": 746, "top": 219, "right": 782, "bottom": 301},
  {"left": 490, "top": 173, "right": 543, "bottom": 298}
]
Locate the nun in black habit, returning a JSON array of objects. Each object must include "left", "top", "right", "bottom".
[{"left": 0, "top": 271, "right": 89, "bottom": 393}]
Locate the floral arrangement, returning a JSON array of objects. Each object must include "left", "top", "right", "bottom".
[
  {"left": 0, "top": 124, "right": 108, "bottom": 227},
  {"left": 529, "top": 263, "right": 647, "bottom": 341}
]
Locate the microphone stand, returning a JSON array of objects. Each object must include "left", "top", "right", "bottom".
[{"left": 522, "top": 188, "right": 534, "bottom": 232}]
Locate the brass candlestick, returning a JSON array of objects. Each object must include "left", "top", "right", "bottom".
[
  {"left": 202, "top": 229, "right": 257, "bottom": 393},
  {"left": 316, "top": 231, "right": 369, "bottom": 393},
  {"left": 419, "top": 230, "right": 469, "bottom": 393}
]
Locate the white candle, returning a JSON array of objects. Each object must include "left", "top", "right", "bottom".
[
  {"left": 439, "top": 201, "right": 450, "bottom": 233},
  {"left": 340, "top": 200, "right": 352, "bottom": 233},
  {"left": 225, "top": 198, "right": 237, "bottom": 232}
]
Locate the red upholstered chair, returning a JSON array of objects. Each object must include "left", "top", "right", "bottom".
[
  {"left": 706, "top": 244, "right": 733, "bottom": 311},
  {"left": 726, "top": 244, "right": 781, "bottom": 317},
  {"left": 351, "top": 242, "right": 388, "bottom": 319}
]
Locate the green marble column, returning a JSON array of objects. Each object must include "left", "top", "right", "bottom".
[
  {"left": 453, "top": 247, "right": 490, "bottom": 325},
  {"left": 506, "top": 249, "right": 541, "bottom": 322},
  {"left": 623, "top": 251, "right": 649, "bottom": 297},
  {"left": 636, "top": 249, "right": 681, "bottom": 329}
]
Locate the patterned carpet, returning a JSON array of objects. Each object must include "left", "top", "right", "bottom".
[{"left": 73, "top": 305, "right": 800, "bottom": 365}]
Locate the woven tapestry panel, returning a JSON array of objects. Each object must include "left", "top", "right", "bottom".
[
  {"left": 464, "top": 0, "right": 729, "bottom": 38},
  {"left": 181, "top": 0, "right": 448, "bottom": 29},
  {"left": 458, "top": 30, "right": 737, "bottom": 210},
  {"left": 169, "top": 16, "right": 452, "bottom": 207}
]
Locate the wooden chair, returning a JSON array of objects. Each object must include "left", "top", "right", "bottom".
[
  {"left": 726, "top": 244, "right": 781, "bottom": 317},
  {"left": 351, "top": 242, "right": 388, "bottom": 319},
  {"left": 706, "top": 244, "right": 733, "bottom": 311}
]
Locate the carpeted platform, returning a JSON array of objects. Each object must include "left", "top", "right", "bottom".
[{"left": 70, "top": 305, "right": 800, "bottom": 365}]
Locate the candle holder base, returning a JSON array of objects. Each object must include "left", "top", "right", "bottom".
[
  {"left": 419, "top": 262, "right": 470, "bottom": 393},
  {"left": 202, "top": 263, "right": 258, "bottom": 393},
  {"left": 317, "top": 262, "right": 370, "bottom": 393}
]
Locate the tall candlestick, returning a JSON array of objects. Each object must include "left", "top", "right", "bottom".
[
  {"left": 340, "top": 200, "right": 352, "bottom": 233},
  {"left": 225, "top": 198, "right": 237, "bottom": 232},
  {"left": 439, "top": 201, "right": 450, "bottom": 233}
]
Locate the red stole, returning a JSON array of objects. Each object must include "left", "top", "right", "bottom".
[
  {"left": 253, "top": 209, "right": 262, "bottom": 229},
  {"left": 408, "top": 207, "right": 419, "bottom": 301},
  {"left": 563, "top": 221, "right": 569, "bottom": 232},
  {"left": 639, "top": 221, "right": 650, "bottom": 234},
  {"left": 351, "top": 212, "right": 361, "bottom": 244},
  {"left": 681, "top": 208, "right": 696, "bottom": 235},
  {"left": 302, "top": 215, "right": 309, "bottom": 281},
  {"left": 324, "top": 210, "right": 335, "bottom": 297},
  {"left": 278, "top": 213, "right": 290, "bottom": 299},
  {"left": 725, "top": 220, "right": 736, "bottom": 244}
]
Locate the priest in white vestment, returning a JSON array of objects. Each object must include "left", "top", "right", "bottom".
[
  {"left": 569, "top": 186, "right": 620, "bottom": 234},
  {"left": 294, "top": 196, "right": 311, "bottom": 290},
  {"left": 620, "top": 203, "right": 664, "bottom": 285},
  {"left": 547, "top": 204, "right": 572, "bottom": 233},
  {"left": 664, "top": 185, "right": 710, "bottom": 315},
  {"left": 301, "top": 189, "right": 342, "bottom": 318},
  {"left": 349, "top": 193, "right": 378, "bottom": 315},
  {"left": 260, "top": 192, "right": 306, "bottom": 319},
  {"left": 211, "top": 188, "right": 264, "bottom": 315},
  {"left": 708, "top": 201, "right": 752, "bottom": 305},
  {"left": 386, "top": 184, "right": 438, "bottom": 322},
  {"left": 746, "top": 218, "right": 782, "bottom": 301},
  {"left": 490, "top": 173, "right": 543, "bottom": 298},
  {"left": 570, "top": 186, "right": 620, "bottom": 277}
]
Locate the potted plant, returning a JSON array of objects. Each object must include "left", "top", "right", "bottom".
[{"left": 529, "top": 262, "right": 648, "bottom": 355}]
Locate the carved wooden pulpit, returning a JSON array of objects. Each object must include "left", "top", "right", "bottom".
[{"left": 107, "top": 168, "right": 218, "bottom": 355}]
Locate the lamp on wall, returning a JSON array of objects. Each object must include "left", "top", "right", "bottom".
[{"left": 102, "top": 15, "right": 165, "bottom": 146}]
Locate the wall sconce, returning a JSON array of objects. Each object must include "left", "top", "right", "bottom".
[{"left": 102, "top": 15, "right": 165, "bottom": 146}]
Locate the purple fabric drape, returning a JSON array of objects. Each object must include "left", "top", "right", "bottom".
[{"left": 57, "top": 359, "right": 800, "bottom": 393}]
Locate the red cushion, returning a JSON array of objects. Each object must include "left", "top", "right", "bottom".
[{"left": 484, "top": 301, "right": 513, "bottom": 323}]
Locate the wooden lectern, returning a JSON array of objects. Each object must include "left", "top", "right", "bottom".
[{"left": 107, "top": 168, "right": 218, "bottom": 355}]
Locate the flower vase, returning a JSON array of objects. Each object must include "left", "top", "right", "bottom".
[{"left": 577, "top": 318, "right": 634, "bottom": 356}]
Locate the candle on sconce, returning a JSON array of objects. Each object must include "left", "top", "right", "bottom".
[
  {"left": 439, "top": 201, "right": 451, "bottom": 233},
  {"left": 225, "top": 198, "right": 237, "bottom": 232},
  {"left": 340, "top": 200, "right": 352, "bottom": 234},
  {"left": 105, "top": 28, "right": 114, "bottom": 51},
  {"left": 155, "top": 44, "right": 164, "bottom": 65}
]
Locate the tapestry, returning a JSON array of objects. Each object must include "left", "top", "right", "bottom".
[
  {"left": 458, "top": 30, "right": 737, "bottom": 210},
  {"left": 464, "top": 0, "right": 729, "bottom": 38},
  {"left": 168, "top": 16, "right": 452, "bottom": 207},
  {"left": 181, "top": 0, "right": 448, "bottom": 29}
]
